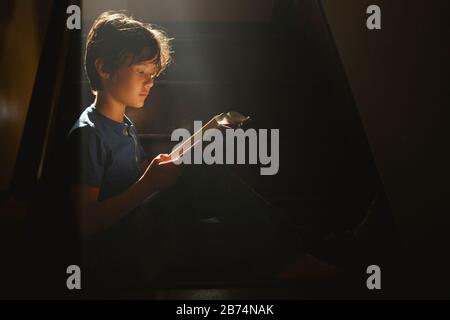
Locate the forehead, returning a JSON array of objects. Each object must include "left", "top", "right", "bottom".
[
  {"left": 133, "top": 60, "right": 158, "bottom": 71},
  {"left": 120, "top": 51, "right": 157, "bottom": 66}
]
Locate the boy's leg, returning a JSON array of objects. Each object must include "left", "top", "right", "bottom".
[
  {"left": 181, "top": 164, "right": 303, "bottom": 277},
  {"left": 81, "top": 211, "right": 146, "bottom": 292},
  {"left": 81, "top": 189, "right": 194, "bottom": 291},
  {"left": 133, "top": 187, "right": 206, "bottom": 284},
  {"left": 80, "top": 164, "right": 303, "bottom": 291},
  {"left": 135, "top": 164, "right": 303, "bottom": 281}
]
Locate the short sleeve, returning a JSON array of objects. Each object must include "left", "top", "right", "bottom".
[{"left": 66, "top": 127, "right": 108, "bottom": 188}]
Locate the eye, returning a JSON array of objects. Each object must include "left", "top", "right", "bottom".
[{"left": 136, "top": 69, "right": 157, "bottom": 80}]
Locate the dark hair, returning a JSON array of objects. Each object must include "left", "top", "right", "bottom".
[{"left": 85, "top": 10, "right": 172, "bottom": 92}]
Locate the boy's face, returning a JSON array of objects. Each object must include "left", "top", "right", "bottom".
[{"left": 102, "top": 58, "right": 158, "bottom": 108}]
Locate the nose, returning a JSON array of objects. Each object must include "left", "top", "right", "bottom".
[{"left": 144, "top": 78, "right": 154, "bottom": 89}]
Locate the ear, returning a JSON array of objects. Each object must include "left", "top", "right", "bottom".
[{"left": 94, "top": 59, "right": 111, "bottom": 80}]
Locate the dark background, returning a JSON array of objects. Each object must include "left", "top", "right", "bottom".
[{"left": 0, "top": 0, "right": 448, "bottom": 298}]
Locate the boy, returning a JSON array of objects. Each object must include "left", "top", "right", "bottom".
[
  {"left": 68, "top": 11, "right": 180, "bottom": 235},
  {"left": 67, "top": 11, "right": 334, "bottom": 291},
  {"left": 66, "top": 11, "right": 186, "bottom": 289}
]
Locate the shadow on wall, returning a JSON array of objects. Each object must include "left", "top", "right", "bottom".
[
  {"left": 321, "top": 0, "right": 450, "bottom": 257},
  {"left": 0, "top": 0, "right": 54, "bottom": 192}
]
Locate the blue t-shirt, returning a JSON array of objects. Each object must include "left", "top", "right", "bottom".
[{"left": 67, "top": 103, "right": 148, "bottom": 201}]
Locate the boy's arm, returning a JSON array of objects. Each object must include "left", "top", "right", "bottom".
[
  {"left": 71, "top": 154, "right": 182, "bottom": 235},
  {"left": 71, "top": 178, "right": 152, "bottom": 235}
]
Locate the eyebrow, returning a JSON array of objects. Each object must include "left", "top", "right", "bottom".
[{"left": 135, "top": 61, "right": 156, "bottom": 66}]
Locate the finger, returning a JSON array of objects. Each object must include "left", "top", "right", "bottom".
[
  {"left": 160, "top": 154, "right": 171, "bottom": 161},
  {"left": 158, "top": 158, "right": 178, "bottom": 165}
]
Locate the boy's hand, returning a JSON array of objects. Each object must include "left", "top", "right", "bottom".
[{"left": 141, "top": 153, "right": 183, "bottom": 191}]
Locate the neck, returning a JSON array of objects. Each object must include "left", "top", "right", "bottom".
[{"left": 94, "top": 91, "right": 126, "bottom": 123}]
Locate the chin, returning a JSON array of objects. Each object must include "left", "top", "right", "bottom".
[{"left": 128, "top": 101, "right": 145, "bottom": 108}]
